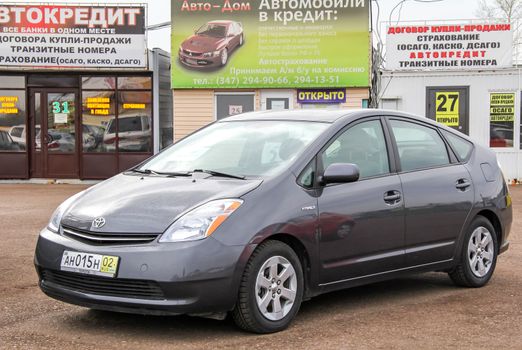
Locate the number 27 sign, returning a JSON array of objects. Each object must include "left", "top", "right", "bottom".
[{"left": 435, "top": 92, "right": 459, "bottom": 127}]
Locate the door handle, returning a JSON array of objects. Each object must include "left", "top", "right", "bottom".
[
  {"left": 384, "top": 190, "right": 401, "bottom": 204},
  {"left": 456, "top": 179, "right": 471, "bottom": 190}
]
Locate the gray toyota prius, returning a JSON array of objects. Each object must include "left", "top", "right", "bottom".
[{"left": 35, "top": 109, "right": 512, "bottom": 333}]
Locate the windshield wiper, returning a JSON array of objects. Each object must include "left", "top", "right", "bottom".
[
  {"left": 192, "top": 169, "right": 246, "bottom": 180},
  {"left": 131, "top": 168, "right": 190, "bottom": 177},
  {"left": 130, "top": 168, "right": 151, "bottom": 175}
]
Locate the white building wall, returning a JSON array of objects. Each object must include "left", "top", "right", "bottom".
[{"left": 380, "top": 68, "right": 522, "bottom": 180}]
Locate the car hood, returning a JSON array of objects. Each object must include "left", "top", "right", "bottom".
[
  {"left": 181, "top": 34, "right": 226, "bottom": 52},
  {"left": 61, "top": 174, "right": 262, "bottom": 233}
]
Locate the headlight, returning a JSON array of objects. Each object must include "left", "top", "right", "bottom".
[
  {"left": 202, "top": 50, "right": 220, "bottom": 58},
  {"left": 159, "top": 199, "right": 243, "bottom": 243},
  {"left": 47, "top": 191, "right": 85, "bottom": 233}
]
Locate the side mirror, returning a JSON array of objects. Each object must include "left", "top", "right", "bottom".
[{"left": 320, "top": 163, "right": 360, "bottom": 185}]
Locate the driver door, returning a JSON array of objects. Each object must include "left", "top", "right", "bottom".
[{"left": 317, "top": 118, "right": 406, "bottom": 284}]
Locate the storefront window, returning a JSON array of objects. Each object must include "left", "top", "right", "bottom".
[
  {"left": 0, "top": 90, "right": 26, "bottom": 152},
  {"left": 490, "top": 92, "right": 515, "bottom": 148},
  {"left": 82, "top": 77, "right": 116, "bottom": 90},
  {"left": 118, "top": 77, "right": 152, "bottom": 90},
  {"left": 0, "top": 76, "right": 24, "bottom": 89},
  {"left": 118, "top": 91, "right": 152, "bottom": 152},
  {"left": 81, "top": 75, "right": 153, "bottom": 154},
  {"left": 82, "top": 91, "right": 116, "bottom": 152}
]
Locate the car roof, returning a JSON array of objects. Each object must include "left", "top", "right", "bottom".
[
  {"left": 222, "top": 109, "right": 354, "bottom": 123},
  {"left": 219, "top": 109, "right": 474, "bottom": 140},
  {"left": 222, "top": 109, "right": 434, "bottom": 123}
]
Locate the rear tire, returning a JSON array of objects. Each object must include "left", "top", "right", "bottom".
[
  {"left": 449, "top": 216, "right": 498, "bottom": 287},
  {"left": 232, "top": 240, "right": 304, "bottom": 333}
]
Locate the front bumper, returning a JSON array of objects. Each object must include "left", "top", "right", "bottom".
[
  {"left": 35, "top": 228, "right": 250, "bottom": 315},
  {"left": 178, "top": 51, "right": 221, "bottom": 68}
]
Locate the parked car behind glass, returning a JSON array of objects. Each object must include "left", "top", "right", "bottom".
[
  {"left": 8, "top": 124, "right": 27, "bottom": 150},
  {"left": 0, "top": 130, "right": 21, "bottom": 151},
  {"left": 103, "top": 115, "right": 151, "bottom": 152}
]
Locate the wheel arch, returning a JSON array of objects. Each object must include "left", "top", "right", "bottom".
[
  {"left": 476, "top": 209, "right": 503, "bottom": 253},
  {"left": 258, "top": 233, "right": 313, "bottom": 299}
]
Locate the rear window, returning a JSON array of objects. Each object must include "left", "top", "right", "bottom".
[{"left": 441, "top": 129, "right": 473, "bottom": 161}]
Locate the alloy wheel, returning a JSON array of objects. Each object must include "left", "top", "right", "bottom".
[
  {"left": 221, "top": 49, "right": 228, "bottom": 65},
  {"left": 255, "top": 255, "right": 297, "bottom": 321},
  {"left": 467, "top": 226, "right": 494, "bottom": 278}
]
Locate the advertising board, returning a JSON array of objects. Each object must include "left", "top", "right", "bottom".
[
  {"left": 386, "top": 23, "right": 513, "bottom": 71},
  {"left": 171, "top": 0, "right": 370, "bottom": 88},
  {"left": 0, "top": 4, "right": 147, "bottom": 69}
]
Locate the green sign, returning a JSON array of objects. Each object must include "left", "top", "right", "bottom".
[{"left": 171, "top": 0, "right": 370, "bottom": 89}]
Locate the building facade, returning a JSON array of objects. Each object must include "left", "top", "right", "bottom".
[
  {"left": 172, "top": 88, "right": 369, "bottom": 140},
  {"left": 0, "top": 4, "right": 172, "bottom": 179}
]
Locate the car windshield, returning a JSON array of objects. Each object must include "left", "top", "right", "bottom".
[
  {"left": 140, "top": 120, "right": 328, "bottom": 178},
  {"left": 196, "top": 23, "right": 227, "bottom": 38}
]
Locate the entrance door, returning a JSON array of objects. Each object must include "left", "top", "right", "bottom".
[
  {"left": 29, "top": 89, "right": 79, "bottom": 178},
  {"left": 426, "top": 86, "right": 469, "bottom": 135}
]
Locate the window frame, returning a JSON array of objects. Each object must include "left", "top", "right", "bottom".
[
  {"left": 0, "top": 88, "right": 27, "bottom": 154},
  {"left": 297, "top": 116, "right": 397, "bottom": 189},
  {"left": 385, "top": 117, "right": 459, "bottom": 174},
  {"left": 80, "top": 74, "right": 153, "bottom": 155},
  {"left": 439, "top": 128, "right": 475, "bottom": 163},
  {"left": 214, "top": 92, "right": 255, "bottom": 121}
]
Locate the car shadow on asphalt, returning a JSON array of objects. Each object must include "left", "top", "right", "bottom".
[{"left": 56, "top": 272, "right": 457, "bottom": 339}]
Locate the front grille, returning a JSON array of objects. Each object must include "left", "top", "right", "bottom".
[
  {"left": 61, "top": 226, "right": 159, "bottom": 245},
  {"left": 41, "top": 269, "right": 165, "bottom": 300},
  {"left": 183, "top": 49, "right": 201, "bottom": 57}
]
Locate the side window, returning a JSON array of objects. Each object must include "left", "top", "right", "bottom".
[
  {"left": 441, "top": 129, "right": 473, "bottom": 161},
  {"left": 390, "top": 120, "right": 450, "bottom": 172},
  {"left": 10, "top": 127, "right": 23, "bottom": 138},
  {"left": 321, "top": 120, "right": 390, "bottom": 179},
  {"left": 298, "top": 161, "right": 315, "bottom": 188}
]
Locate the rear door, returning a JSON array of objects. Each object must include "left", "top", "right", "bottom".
[
  {"left": 387, "top": 117, "right": 474, "bottom": 266},
  {"left": 317, "top": 118, "right": 405, "bottom": 284}
]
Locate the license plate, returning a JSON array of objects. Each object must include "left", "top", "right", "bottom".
[
  {"left": 60, "top": 250, "right": 119, "bottom": 278},
  {"left": 186, "top": 58, "right": 197, "bottom": 65}
]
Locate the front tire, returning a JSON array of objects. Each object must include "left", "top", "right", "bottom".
[
  {"left": 220, "top": 48, "right": 228, "bottom": 66},
  {"left": 232, "top": 240, "right": 304, "bottom": 333},
  {"left": 449, "top": 216, "right": 498, "bottom": 287}
]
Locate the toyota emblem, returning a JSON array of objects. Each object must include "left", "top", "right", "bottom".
[{"left": 92, "top": 217, "right": 106, "bottom": 229}]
